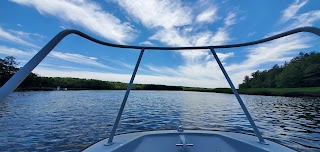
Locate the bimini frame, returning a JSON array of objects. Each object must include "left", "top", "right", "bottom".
[{"left": 0, "top": 26, "right": 319, "bottom": 145}]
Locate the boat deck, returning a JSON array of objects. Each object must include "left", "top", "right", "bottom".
[{"left": 84, "top": 130, "right": 294, "bottom": 152}]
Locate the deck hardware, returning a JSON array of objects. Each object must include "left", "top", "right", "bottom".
[
  {"left": 176, "top": 144, "right": 193, "bottom": 146},
  {"left": 176, "top": 135, "right": 193, "bottom": 151},
  {"left": 177, "top": 126, "right": 184, "bottom": 132}
]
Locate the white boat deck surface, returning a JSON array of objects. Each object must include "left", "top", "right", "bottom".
[{"left": 84, "top": 130, "right": 294, "bottom": 152}]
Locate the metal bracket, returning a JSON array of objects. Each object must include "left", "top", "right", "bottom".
[
  {"left": 176, "top": 135, "right": 193, "bottom": 152},
  {"left": 104, "top": 141, "right": 114, "bottom": 146}
]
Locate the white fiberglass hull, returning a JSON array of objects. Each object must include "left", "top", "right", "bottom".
[{"left": 84, "top": 130, "right": 294, "bottom": 152}]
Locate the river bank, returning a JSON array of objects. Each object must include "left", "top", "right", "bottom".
[
  {"left": 16, "top": 86, "right": 320, "bottom": 97},
  {"left": 184, "top": 87, "right": 320, "bottom": 97}
]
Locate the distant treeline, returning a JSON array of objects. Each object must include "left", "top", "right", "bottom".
[
  {"left": 0, "top": 56, "right": 183, "bottom": 91},
  {"left": 19, "top": 77, "right": 184, "bottom": 91},
  {"left": 239, "top": 52, "right": 320, "bottom": 88}
]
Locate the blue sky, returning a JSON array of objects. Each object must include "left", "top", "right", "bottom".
[{"left": 0, "top": 0, "right": 319, "bottom": 88}]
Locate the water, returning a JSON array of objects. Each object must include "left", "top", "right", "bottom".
[{"left": 0, "top": 90, "right": 319, "bottom": 151}]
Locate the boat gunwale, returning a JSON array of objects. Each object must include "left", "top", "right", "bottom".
[{"left": 83, "top": 130, "right": 296, "bottom": 151}]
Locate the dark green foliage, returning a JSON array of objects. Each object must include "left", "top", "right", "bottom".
[
  {"left": 237, "top": 87, "right": 320, "bottom": 97},
  {"left": 240, "top": 52, "right": 320, "bottom": 88},
  {"left": 0, "top": 56, "right": 19, "bottom": 86}
]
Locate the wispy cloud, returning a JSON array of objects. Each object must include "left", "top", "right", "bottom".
[
  {"left": 196, "top": 7, "right": 219, "bottom": 23},
  {"left": 228, "top": 35, "right": 311, "bottom": 72},
  {"left": 247, "top": 32, "right": 255, "bottom": 37},
  {"left": 0, "top": 27, "right": 38, "bottom": 48},
  {"left": 116, "top": 0, "right": 192, "bottom": 29},
  {"left": 148, "top": 24, "right": 232, "bottom": 65},
  {"left": 281, "top": 0, "right": 308, "bottom": 23},
  {"left": 102, "top": 56, "right": 135, "bottom": 69},
  {"left": 49, "top": 51, "right": 114, "bottom": 70},
  {"left": 144, "top": 65, "right": 181, "bottom": 76},
  {"left": 0, "top": 45, "right": 36, "bottom": 57},
  {"left": 0, "top": 44, "right": 115, "bottom": 70},
  {"left": 288, "top": 10, "right": 320, "bottom": 29},
  {"left": 279, "top": 0, "right": 320, "bottom": 31},
  {"left": 144, "top": 51, "right": 234, "bottom": 86},
  {"left": 224, "top": 12, "right": 237, "bottom": 27},
  {"left": 139, "top": 41, "right": 154, "bottom": 46},
  {"left": 8, "top": 29, "right": 46, "bottom": 41},
  {"left": 11, "top": 0, "right": 136, "bottom": 44}
]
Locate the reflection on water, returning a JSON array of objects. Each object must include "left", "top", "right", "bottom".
[{"left": 0, "top": 90, "right": 319, "bottom": 151}]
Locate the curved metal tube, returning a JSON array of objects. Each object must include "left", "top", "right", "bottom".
[
  {"left": 68, "top": 26, "right": 320, "bottom": 50},
  {"left": 0, "top": 26, "right": 319, "bottom": 101}
]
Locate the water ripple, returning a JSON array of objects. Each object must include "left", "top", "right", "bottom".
[{"left": 0, "top": 90, "right": 319, "bottom": 151}]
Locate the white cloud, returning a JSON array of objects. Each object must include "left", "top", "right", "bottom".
[
  {"left": 49, "top": 51, "right": 114, "bottom": 70},
  {"left": 216, "top": 52, "right": 234, "bottom": 61},
  {"left": 0, "top": 45, "right": 35, "bottom": 57},
  {"left": 247, "top": 32, "right": 255, "bottom": 37},
  {"left": 148, "top": 27, "right": 232, "bottom": 68},
  {"left": 8, "top": 29, "right": 46, "bottom": 41},
  {"left": 210, "top": 28, "right": 231, "bottom": 45},
  {"left": 150, "top": 27, "right": 231, "bottom": 47},
  {"left": 144, "top": 51, "right": 234, "bottom": 86},
  {"left": 227, "top": 34, "right": 311, "bottom": 76},
  {"left": 145, "top": 65, "right": 181, "bottom": 76},
  {"left": 196, "top": 7, "right": 219, "bottom": 23},
  {"left": 116, "top": 0, "right": 192, "bottom": 29},
  {"left": 0, "top": 44, "right": 116, "bottom": 70},
  {"left": 224, "top": 12, "right": 236, "bottom": 27},
  {"left": 279, "top": 0, "right": 320, "bottom": 31},
  {"left": 149, "top": 28, "right": 189, "bottom": 46},
  {"left": 0, "top": 27, "right": 38, "bottom": 48},
  {"left": 281, "top": 0, "right": 308, "bottom": 23},
  {"left": 59, "top": 25, "right": 67, "bottom": 30},
  {"left": 289, "top": 10, "right": 320, "bottom": 29},
  {"left": 11, "top": 0, "right": 136, "bottom": 44},
  {"left": 0, "top": 45, "right": 38, "bottom": 67},
  {"left": 102, "top": 57, "right": 135, "bottom": 70},
  {"left": 139, "top": 41, "right": 154, "bottom": 46}
]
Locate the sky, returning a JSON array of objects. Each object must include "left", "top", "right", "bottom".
[{"left": 0, "top": 0, "right": 319, "bottom": 88}]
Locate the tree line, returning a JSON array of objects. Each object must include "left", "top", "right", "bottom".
[
  {"left": 239, "top": 52, "right": 320, "bottom": 88},
  {"left": 0, "top": 56, "right": 183, "bottom": 91}
]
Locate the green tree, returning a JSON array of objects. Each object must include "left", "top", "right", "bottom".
[
  {"left": 239, "top": 52, "right": 320, "bottom": 88},
  {"left": 0, "top": 56, "right": 19, "bottom": 86},
  {"left": 275, "top": 64, "right": 302, "bottom": 87}
]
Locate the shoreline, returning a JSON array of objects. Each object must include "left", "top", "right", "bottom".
[
  {"left": 15, "top": 87, "right": 320, "bottom": 97},
  {"left": 186, "top": 87, "right": 320, "bottom": 97}
]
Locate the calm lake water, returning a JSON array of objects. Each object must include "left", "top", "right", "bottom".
[{"left": 0, "top": 90, "right": 319, "bottom": 151}]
